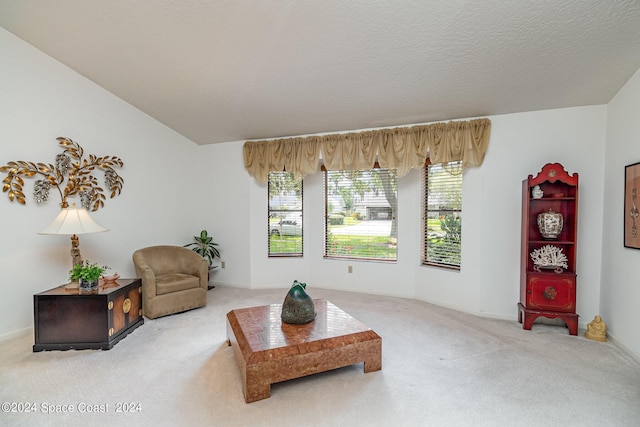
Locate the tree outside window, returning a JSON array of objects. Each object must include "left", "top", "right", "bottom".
[{"left": 324, "top": 168, "right": 397, "bottom": 261}]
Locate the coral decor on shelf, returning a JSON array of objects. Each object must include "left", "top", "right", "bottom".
[{"left": 530, "top": 245, "right": 568, "bottom": 273}]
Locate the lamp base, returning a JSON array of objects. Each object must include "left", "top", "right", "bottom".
[{"left": 71, "top": 234, "right": 83, "bottom": 267}]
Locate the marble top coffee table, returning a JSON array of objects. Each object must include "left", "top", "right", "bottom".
[{"left": 226, "top": 299, "right": 382, "bottom": 403}]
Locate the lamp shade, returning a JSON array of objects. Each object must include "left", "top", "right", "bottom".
[{"left": 39, "top": 205, "right": 108, "bottom": 235}]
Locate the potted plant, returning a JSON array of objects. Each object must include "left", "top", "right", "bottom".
[
  {"left": 185, "top": 230, "right": 220, "bottom": 265},
  {"left": 69, "top": 261, "right": 109, "bottom": 291},
  {"left": 185, "top": 230, "right": 220, "bottom": 290}
]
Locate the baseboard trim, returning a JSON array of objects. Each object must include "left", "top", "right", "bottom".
[
  {"left": 607, "top": 331, "right": 640, "bottom": 366},
  {"left": 0, "top": 327, "right": 31, "bottom": 343}
]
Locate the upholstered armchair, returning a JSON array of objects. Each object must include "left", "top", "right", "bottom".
[{"left": 132, "top": 245, "right": 208, "bottom": 319}]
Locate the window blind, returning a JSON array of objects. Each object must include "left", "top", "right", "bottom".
[
  {"left": 268, "top": 172, "right": 303, "bottom": 257},
  {"left": 423, "top": 161, "right": 462, "bottom": 269}
]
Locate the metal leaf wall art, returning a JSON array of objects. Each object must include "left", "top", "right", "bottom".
[{"left": 0, "top": 137, "right": 124, "bottom": 211}]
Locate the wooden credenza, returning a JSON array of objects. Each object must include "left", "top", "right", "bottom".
[{"left": 33, "top": 278, "right": 143, "bottom": 351}]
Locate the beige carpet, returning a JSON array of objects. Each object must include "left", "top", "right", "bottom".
[{"left": 1, "top": 285, "right": 639, "bottom": 427}]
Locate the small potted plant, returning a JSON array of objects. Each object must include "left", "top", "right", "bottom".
[
  {"left": 184, "top": 230, "right": 220, "bottom": 266},
  {"left": 69, "top": 261, "right": 109, "bottom": 291},
  {"left": 185, "top": 230, "right": 220, "bottom": 289}
]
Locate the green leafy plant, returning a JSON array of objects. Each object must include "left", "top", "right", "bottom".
[
  {"left": 184, "top": 230, "right": 220, "bottom": 266},
  {"left": 69, "top": 261, "right": 109, "bottom": 283},
  {"left": 440, "top": 214, "right": 461, "bottom": 241},
  {"left": 426, "top": 214, "right": 461, "bottom": 266}
]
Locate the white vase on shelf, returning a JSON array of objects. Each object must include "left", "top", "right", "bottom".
[{"left": 537, "top": 209, "right": 563, "bottom": 239}]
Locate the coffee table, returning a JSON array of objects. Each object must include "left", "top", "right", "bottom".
[{"left": 226, "top": 299, "right": 382, "bottom": 403}]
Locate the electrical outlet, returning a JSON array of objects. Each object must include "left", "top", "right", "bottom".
[
  {"left": 221, "top": 261, "right": 226, "bottom": 269},
  {"left": 348, "top": 265, "right": 353, "bottom": 273}
]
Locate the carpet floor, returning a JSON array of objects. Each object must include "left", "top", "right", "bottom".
[{"left": 1, "top": 285, "right": 639, "bottom": 426}]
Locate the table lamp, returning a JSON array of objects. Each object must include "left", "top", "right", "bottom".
[{"left": 39, "top": 203, "right": 109, "bottom": 269}]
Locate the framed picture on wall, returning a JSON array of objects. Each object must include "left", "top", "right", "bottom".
[{"left": 624, "top": 161, "right": 640, "bottom": 249}]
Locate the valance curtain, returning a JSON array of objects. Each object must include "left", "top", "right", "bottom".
[{"left": 243, "top": 118, "right": 490, "bottom": 183}]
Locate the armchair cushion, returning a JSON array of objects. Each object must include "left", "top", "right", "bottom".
[{"left": 156, "top": 273, "right": 200, "bottom": 295}]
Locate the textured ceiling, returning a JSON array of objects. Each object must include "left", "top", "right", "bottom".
[{"left": 2, "top": 0, "right": 640, "bottom": 145}]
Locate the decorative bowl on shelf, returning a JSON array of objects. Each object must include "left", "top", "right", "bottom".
[
  {"left": 534, "top": 264, "right": 565, "bottom": 274},
  {"left": 101, "top": 273, "right": 120, "bottom": 285}
]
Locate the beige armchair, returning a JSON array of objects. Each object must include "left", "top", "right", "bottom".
[{"left": 132, "top": 245, "right": 208, "bottom": 319}]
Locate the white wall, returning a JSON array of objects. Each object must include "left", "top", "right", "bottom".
[
  {"left": 194, "top": 141, "right": 252, "bottom": 287},
  {"left": 446, "top": 108, "right": 607, "bottom": 322},
  {"left": 0, "top": 28, "right": 202, "bottom": 338},
  {"left": 244, "top": 166, "right": 422, "bottom": 299},
  {"left": 602, "top": 67, "right": 640, "bottom": 358},
  {"left": 240, "top": 107, "right": 607, "bottom": 328}
]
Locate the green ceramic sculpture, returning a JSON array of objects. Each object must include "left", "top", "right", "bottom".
[{"left": 281, "top": 280, "right": 316, "bottom": 324}]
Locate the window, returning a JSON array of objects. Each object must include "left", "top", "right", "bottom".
[
  {"left": 423, "top": 161, "right": 462, "bottom": 269},
  {"left": 268, "top": 172, "right": 303, "bottom": 257},
  {"left": 324, "top": 168, "right": 397, "bottom": 261}
]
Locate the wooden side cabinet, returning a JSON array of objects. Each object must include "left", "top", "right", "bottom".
[
  {"left": 518, "top": 163, "right": 579, "bottom": 335},
  {"left": 33, "top": 278, "right": 143, "bottom": 351}
]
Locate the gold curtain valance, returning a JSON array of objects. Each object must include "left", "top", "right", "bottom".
[{"left": 243, "top": 118, "right": 490, "bottom": 183}]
